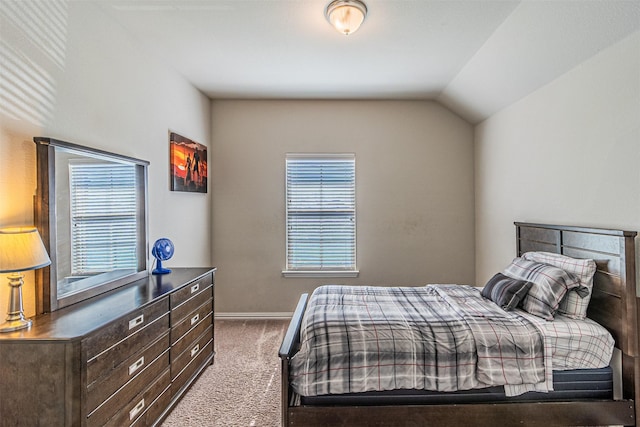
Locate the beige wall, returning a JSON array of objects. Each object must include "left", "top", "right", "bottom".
[
  {"left": 211, "top": 100, "right": 475, "bottom": 314},
  {"left": 474, "top": 31, "right": 640, "bottom": 285},
  {"left": 0, "top": 3, "right": 211, "bottom": 318},
  {"left": 3, "top": 3, "right": 635, "bottom": 319}
]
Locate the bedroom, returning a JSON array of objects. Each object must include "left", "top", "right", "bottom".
[{"left": 0, "top": 0, "right": 638, "bottom": 425}]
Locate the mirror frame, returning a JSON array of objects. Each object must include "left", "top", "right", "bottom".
[{"left": 34, "top": 137, "right": 150, "bottom": 313}]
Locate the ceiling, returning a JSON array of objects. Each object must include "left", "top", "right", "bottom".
[{"left": 96, "top": 0, "right": 640, "bottom": 123}]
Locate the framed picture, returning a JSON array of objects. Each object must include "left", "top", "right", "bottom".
[{"left": 170, "top": 132, "right": 207, "bottom": 193}]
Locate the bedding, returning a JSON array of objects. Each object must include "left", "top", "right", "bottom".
[
  {"left": 516, "top": 310, "right": 614, "bottom": 370},
  {"left": 289, "top": 284, "right": 615, "bottom": 400},
  {"left": 290, "top": 284, "right": 545, "bottom": 398},
  {"left": 522, "top": 251, "right": 596, "bottom": 319}
]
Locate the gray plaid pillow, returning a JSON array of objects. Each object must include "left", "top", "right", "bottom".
[
  {"left": 503, "top": 258, "right": 584, "bottom": 320},
  {"left": 522, "top": 252, "right": 596, "bottom": 320},
  {"left": 481, "top": 273, "right": 533, "bottom": 311}
]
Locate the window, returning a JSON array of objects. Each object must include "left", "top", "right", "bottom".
[
  {"left": 69, "top": 161, "right": 138, "bottom": 276},
  {"left": 284, "top": 154, "right": 357, "bottom": 277}
]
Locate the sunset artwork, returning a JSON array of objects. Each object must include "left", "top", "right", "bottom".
[{"left": 170, "top": 132, "right": 207, "bottom": 193}]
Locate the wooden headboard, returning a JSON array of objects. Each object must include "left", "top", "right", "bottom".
[{"left": 515, "top": 222, "right": 638, "bottom": 403}]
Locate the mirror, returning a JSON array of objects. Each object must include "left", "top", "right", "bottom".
[{"left": 34, "top": 137, "right": 149, "bottom": 312}]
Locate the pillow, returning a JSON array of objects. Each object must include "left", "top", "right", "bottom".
[
  {"left": 522, "top": 251, "right": 596, "bottom": 319},
  {"left": 481, "top": 273, "right": 533, "bottom": 311},
  {"left": 502, "top": 258, "right": 584, "bottom": 320}
]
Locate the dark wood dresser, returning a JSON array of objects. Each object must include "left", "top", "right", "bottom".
[{"left": 0, "top": 267, "right": 216, "bottom": 427}]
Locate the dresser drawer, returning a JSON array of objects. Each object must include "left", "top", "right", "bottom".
[
  {"left": 171, "top": 299, "right": 213, "bottom": 345},
  {"left": 170, "top": 313, "right": 212, "bottom": 363},
  {"left": 170, "top": 273, "right": 213, "bottom": 312},
  {"left": 85, "top": 298, "right": 169, "bottom": 360},
  {"left": 87, "top": 312, "right": 169, "bottom": 385},
  {"left": 87, "top": 350, "right": 170, "bottom": 427},
  {"left": 171, "top": 285, "right": 212, "bottom": 326},
  {"left": 86, "top": 331, "right": 170, "bottom": 413},
  {"left": 103, "top": 367, "right": 171, "bottom": 427},
  {"left": 130, "top": 384, "right": 173, "bottom": 427},
  {"left": 171, "top": 338, "right": 214, "bottom": 399},
  {"left": 172, "top": 325, "right": 213, "bottom": 380}
]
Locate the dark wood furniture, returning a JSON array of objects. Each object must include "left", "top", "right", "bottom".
[
  {"left": 279, "top": 223, "right": 638, "bottom": 426},
  {"left": 0, "top": 267, "right": 215, "bottom": 426}
]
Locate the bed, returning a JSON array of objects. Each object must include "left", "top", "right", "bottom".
[{"left": 278, "top": 222, "right": 639, "bottom": 426}]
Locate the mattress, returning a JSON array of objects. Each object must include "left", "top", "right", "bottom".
[
  {"left": 504, "top": 308, "right": 615, "bottom": 396},
  {"left": 300, "top": 367, "right": 613, "bottom": 405}
]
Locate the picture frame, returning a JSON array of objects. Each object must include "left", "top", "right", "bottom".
[{"left": 169, "top": 132, "right": 207, "bottom": 193}]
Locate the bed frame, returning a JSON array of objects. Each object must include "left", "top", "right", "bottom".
[{"left": 279, "top": 222, "right": 639, "bottom": 426}]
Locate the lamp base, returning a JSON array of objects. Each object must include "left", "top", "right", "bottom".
[
  {"left": 0, "top": 316, "right": 32, "bottom": 333},
  {"left": 0, "top": 272, "right": 32, "bottom": 333}
]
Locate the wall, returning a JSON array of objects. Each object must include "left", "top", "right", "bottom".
[
  {"left": 211, "top": 100, "right": 475, "bottom": 314},
  {"left": 474, "top": 31, "right": 640, "bottom": 284},
  {"left": 0, "top": 2, "right": 211, "bottom": 318}
]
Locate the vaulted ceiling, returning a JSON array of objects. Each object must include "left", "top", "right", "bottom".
[{"left": 43, "top": 1, "right": 640, "bottom": 123}]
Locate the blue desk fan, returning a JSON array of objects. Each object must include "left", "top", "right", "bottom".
[{"left": 152, "top": 238, "right": 174, "bottom": 275}]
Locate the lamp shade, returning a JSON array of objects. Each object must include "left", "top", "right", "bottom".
[
  {"left": 326, "top": 0, "right": 367, "bottom": 35},
  {"left": 0, "top": 227, "right": 51, "bottom": 273}
]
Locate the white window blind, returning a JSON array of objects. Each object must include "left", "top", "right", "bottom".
[
  {"left": 286, "top": 154, "right": 356, "bottom": 273},
  {"left": 69, "top": 162, "right": 138, "bottom": 274}
]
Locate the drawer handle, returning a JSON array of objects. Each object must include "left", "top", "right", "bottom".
[
  {"left": 190, "top": 313, "right": 200, "bottom": 326},
  {"left": 190, "top": 283, "right": 200, "bottom": 294},
  {"left": 129, "top": 398, "right": 145, "bottom": 421},
  {"left": 128, "top": 356, "right": 145, "bottom": 376},
  {"left": 128, "top": 314, "right": 144, "bottom": 330},
  {"left": 190, "top": 344, "right": 200, "bottom": 358}
]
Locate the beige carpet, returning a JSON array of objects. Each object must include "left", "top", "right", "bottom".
[{"left": 162, "top": 319, "right": 288, "bottom": 427}]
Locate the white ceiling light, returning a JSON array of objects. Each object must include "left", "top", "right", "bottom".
[{"left": 325, "top": 0, "right": 368, "bottom": 36}]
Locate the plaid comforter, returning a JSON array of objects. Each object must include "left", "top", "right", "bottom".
[{"left": 290, "top": 285, "right": 545, "bottom": 397}]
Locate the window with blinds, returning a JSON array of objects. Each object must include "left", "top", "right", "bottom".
[
  {"left": 285, "top": 154, "right": 357, "bottom": 275},
  {"left": 69, "top": 162, "right": 138, "bottom": 275}
]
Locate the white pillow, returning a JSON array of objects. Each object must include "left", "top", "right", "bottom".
[{"left": 522, "top": 251, "right": 596, "bottom": 320}]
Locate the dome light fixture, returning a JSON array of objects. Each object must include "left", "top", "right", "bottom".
[{"left": 325, "top": 0, "right": 368, "bottom": 36}]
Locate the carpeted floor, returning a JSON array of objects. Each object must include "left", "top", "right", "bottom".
[{"left": 162, "top": 319, "right": 289, "bottom": 427}]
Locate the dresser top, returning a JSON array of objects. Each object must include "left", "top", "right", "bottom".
[{"left": 0, "top": 267, "right": 215, "bottom": 342}]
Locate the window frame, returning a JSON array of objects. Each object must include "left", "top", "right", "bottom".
[{"left": 283, "top": 153, "right": 358, "bottom": 278}]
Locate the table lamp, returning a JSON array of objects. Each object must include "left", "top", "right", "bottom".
[{"left": 0, "top": 227, "right": 51, "bottom": 332}]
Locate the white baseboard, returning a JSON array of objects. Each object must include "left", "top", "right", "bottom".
[{"left": 215, "top": 312, "right": 293, "bottom": 320}]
